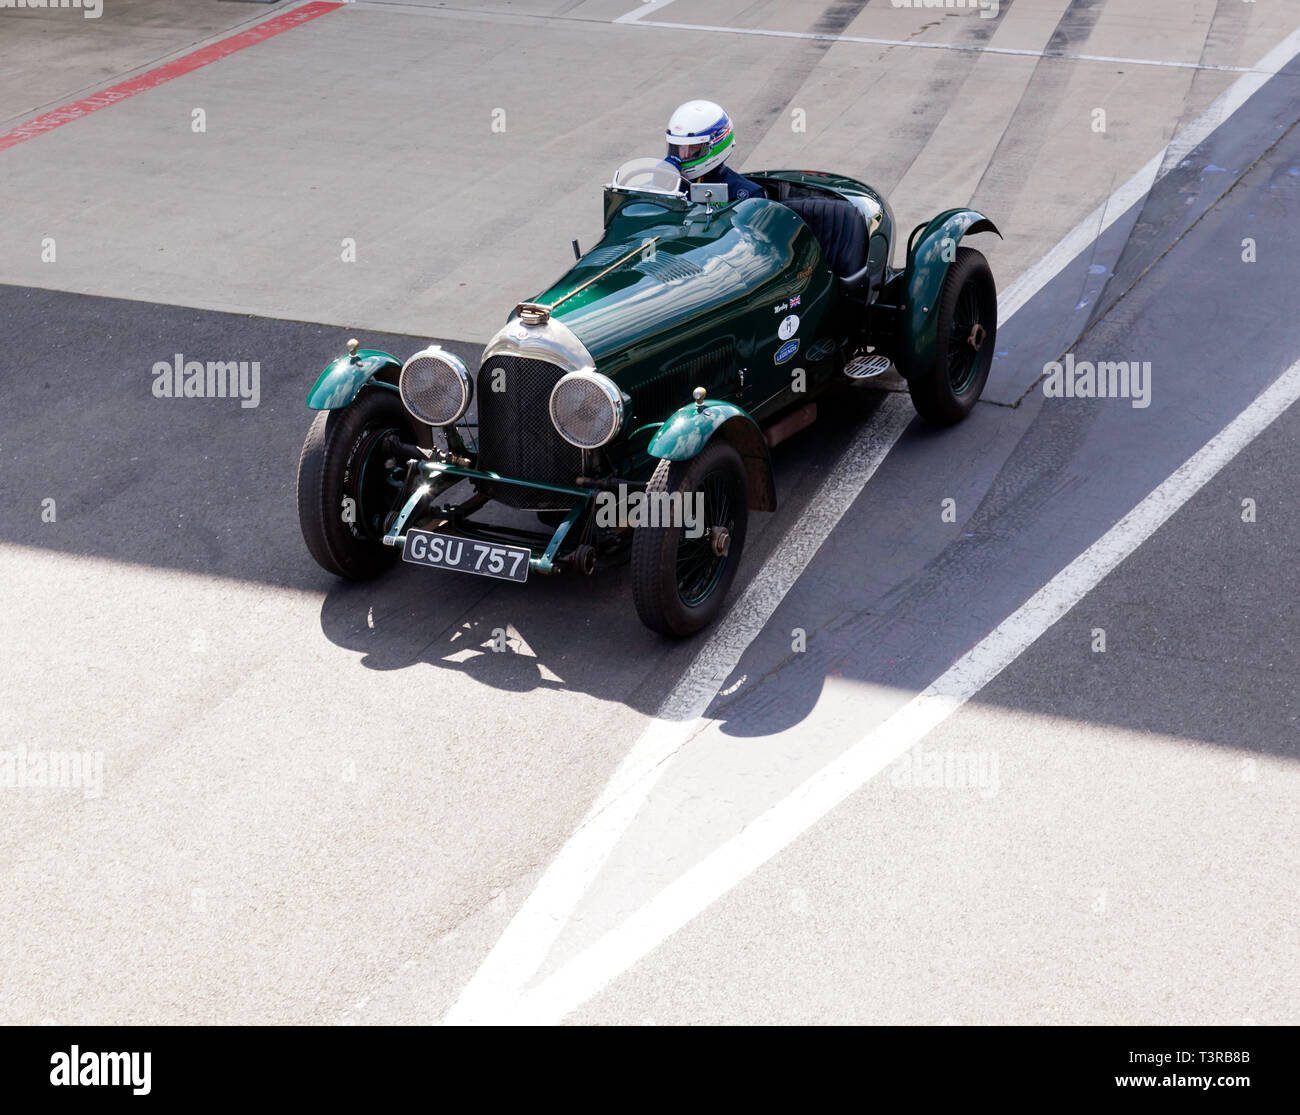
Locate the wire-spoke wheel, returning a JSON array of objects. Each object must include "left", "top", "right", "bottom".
[
  {"left": 632, "top": 439, "right": 749, "bottom": 637},
  {"left": 296, "top": 388, "right": 414, "bottom": 579},
  {"left": 908, "top": 246, "right": 997, "bottom": 427}
]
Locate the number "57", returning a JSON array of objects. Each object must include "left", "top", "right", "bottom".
[{"left": 473, "top": 543, "right": 526, "bottom": 577}]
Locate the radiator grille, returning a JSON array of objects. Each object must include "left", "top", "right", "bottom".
[{"left": 475, "top": 356, "right": 582, "bottom": 510}]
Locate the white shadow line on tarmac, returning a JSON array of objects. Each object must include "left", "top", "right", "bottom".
[{"left": 444, "top": 20, "right": 1300, "bottom": 1026}]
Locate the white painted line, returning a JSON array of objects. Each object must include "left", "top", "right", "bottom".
[
  {"left": 1000, "top": 22, "right": 1300, "bottom": 322},
  {"left": 446, "top": 17, "right": 1300, "bottom": 1029},
  {"left": 444, "top": 391, "right": 916, "bottom": 1024},
  {"left": 513, "top": 353, "right": 1300, "bottom": 1023},
  {"left": 627, "top": 19, "right": 1254, "bottom": 74},
  {"left": 615, "top": 0, "right": 681, "bottom": 25}
]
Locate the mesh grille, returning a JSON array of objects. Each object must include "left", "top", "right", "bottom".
[
  {"left": 476, "top": 356, "right": 582, "bottom": 510},
  {"left": 551, "top": 376, "right": 618, "bottom": 449},
  {"left": 400, "top": 354, "right": 468, "bottom": 427}
]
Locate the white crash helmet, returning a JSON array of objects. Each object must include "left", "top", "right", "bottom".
[{"left": 665, "top": 100, "right": 735, "bottom": 181}]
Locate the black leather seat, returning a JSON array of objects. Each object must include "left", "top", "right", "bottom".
[{"left": 783, "top": 197, "right": 868, "bottom": 279}]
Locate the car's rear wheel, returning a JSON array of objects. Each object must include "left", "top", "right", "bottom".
[
  {"left": 296, "top": 388, "right": 414, "bottom": 579},
  {"left": 907, "top": 246, "right": 997, "bottom": 427},
  {"left": 631, "top": 439, "right": 749, "bottom": 637}
]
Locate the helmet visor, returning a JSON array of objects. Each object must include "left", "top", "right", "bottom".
[{"left": 667, "top": 138, "right": 709, "bottom": 167}]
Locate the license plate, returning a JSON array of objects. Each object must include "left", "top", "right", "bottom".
[{"left": 402, "top": 530, "right": 530, "bottom": 583}]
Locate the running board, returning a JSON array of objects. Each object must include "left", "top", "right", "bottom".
[{"left": 765, "top": 402, "right": 817, "bottom": 449}]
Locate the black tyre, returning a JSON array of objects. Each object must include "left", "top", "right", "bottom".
[
  {"left": 631, "top": 438, "right": 749, "bottom": 637},
  {"left": 296, "top": 388, "right": 415, "bottom": 579},
  {"left": 907, "top": 246, "right": 997, "bottom": 427}
]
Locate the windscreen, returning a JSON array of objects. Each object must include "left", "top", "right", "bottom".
[{"left": 609, "top": 158, "right": 685, "bottom": 196}]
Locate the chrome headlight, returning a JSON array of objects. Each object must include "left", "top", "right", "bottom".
[
  {"left": 399, "top": 346, "right": 472, "bottom": 427},
  {"left": 549, "top": 370, "right": 624, "bottom": 449}
]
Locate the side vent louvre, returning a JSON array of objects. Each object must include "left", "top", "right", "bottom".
[
  {"left": 635, "top": 340, "right": 735, "bottom": 420},
  {"left": 577, "top": 243, "right": 631, "bottom": 268},
  {"left": 632, "top": 256, "right": 704, "bottom": 284}
]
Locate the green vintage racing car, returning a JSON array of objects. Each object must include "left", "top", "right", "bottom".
[{"left": 296, "top": 157, "right": 1000, "bottom": 636}]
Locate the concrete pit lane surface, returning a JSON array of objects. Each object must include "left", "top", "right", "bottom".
[{"left": 0, "top": 0, "right": 1297, "bottom": 1027}]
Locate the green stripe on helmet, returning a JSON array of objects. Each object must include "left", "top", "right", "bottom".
[{"left": 679, "top": 130, "right": 734, "bottom": 169}]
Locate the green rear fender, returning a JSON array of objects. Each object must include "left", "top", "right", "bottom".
[
  {"left": 306, "top": 349, "right": 403, "bottom": 409},
  {"left": 902, "top": 209, "right": 1001, "bottom": 378},
  {"left": 647, "top": 400, "right": 777, "bottom": 512}
]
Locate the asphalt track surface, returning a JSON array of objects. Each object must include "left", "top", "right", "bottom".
[{"left": 0, "top": 0, "right": 1296, "bottom": 1025}]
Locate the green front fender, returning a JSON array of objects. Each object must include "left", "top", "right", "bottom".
[
  {"left": 647, "top": 400, "right": 776, "bottom": 512},
  {"left": 306, "top": 349, "right": 403, "bottom": 409},
  {"left": 902, "top": 209, "right": 1001, "bottom": 378}
]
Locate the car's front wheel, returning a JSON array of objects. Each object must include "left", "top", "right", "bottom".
[
  {"left": 296, "top": 388, "right": 415, "bottom": 579},
  {"left": 907, "top": 246, "right": 997, "bottom": 426},
  {"left": 631, "top": 439, "right": 749, "bottom": 637}
]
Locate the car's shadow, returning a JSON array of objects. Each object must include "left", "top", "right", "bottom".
[
  {"left": 315, "top": 385, "right": 887, "bottom": 719},
  {"left": 0, "top": 282, "right": 878, "bottom": 727}
]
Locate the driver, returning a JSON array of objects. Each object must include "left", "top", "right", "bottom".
[{"left": 665, "top": 100, "right": 764, "bottom": 202}]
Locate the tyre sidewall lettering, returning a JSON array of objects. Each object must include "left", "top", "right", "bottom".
[{"left": 341, "top": 419, "right": 389, "bottom": 541}]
